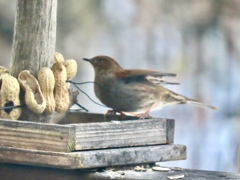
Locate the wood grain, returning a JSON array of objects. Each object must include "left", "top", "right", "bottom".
[
  {"left": 0, "top": 117, "right": 174, "bottom": 152},
  {"left": 0, "top": 144, "right": 186, "bottom": 169},
  {"left": 73, "top": 118, "right": 174, "bottom": 150},
  {"left": 11, "top": 0, "right": 57, "bottom": 77},
  {"left": 0, "top": 119, "right": 74, "bottom": 152}
]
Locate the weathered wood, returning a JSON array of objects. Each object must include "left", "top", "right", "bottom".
[
  {"left": 11, "top": 0, "right": 57, "bottom": 77},
  {"left": 0, "top": 119, "right": 74, "bottom": 152},
  {"left": 1, "top": 163, "right": 239, "bottom": 180},
  {"left": 0, "top": 117, "right": 174, "bottom": 152},
  {"left": 84, "top": 168, "right": 240, "bottom": 180},
  {"left": 0, "top": 144, "right": 186, "bottom": 169},
  {"left": 74, "top": 119, "right": 174, "bottom": 150}
]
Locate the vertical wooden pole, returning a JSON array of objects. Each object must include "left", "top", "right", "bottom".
[
  {"left": 10, "top": 0, "right": 57, "bottom": 122},
  {"left": 11, "top": 0, "right": 57, "bottom": 77}
]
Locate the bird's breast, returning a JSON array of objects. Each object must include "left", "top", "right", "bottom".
[{"left": 94, "top": 77, "right": 159, "bottom": 112}]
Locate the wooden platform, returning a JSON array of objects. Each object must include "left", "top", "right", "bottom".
[{"left": 0, "top": 112, "right": 186, "bottom": 169}]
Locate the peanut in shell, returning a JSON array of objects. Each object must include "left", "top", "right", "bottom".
[
  {"left": 51, "top": 62, "right": 70, "bottom": 113},
  {"left": 38, "top": 67, "right": 55, "bottom": 113},
  {"left": 0, "top": 73, "right": 21, "bottom": 120},
  {"left": 63, "top": 59, "right": 77, "bottom": 80},
  {"left": 54, "top": 52, "right": 64, "bottom": 63},
  {"left": 18, "top": 70, "right": 46, "bottom": 114},
  {"left": 0, "top": 66, "right": 10, "bottom": 76}
]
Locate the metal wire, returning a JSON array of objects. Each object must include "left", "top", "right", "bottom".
[
  {"left": 0, "top": 104, "right": 26, "bottom": 111},
  {"left": 67, "top": 80, "right": 107, "bottom": 108},
  {"left": 75, "top": 102, "right": 89, "bottom": 112}
]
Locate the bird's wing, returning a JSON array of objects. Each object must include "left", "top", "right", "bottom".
[
  {"left": 146, "top": 76, "right": 180, "bottom": 85},
  {"left": 116, "top": 70, "right": 179, "bottom": 85},
  {"left": 116, "top": 69, "right": 176, "bottom": 78}
]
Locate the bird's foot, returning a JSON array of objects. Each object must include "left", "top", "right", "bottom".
[
  {"left": 106, "top": 109, "right": 126, "bottom": 117},
  {"left": 122, "top": 112, "right": 148, "bottom": 119},
  {"left": 138, "top": 113, "right": 153, "bottom": 119}
]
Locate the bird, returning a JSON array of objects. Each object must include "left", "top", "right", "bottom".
[{"left": 83, "top": 56, "right": 216, "bottom": 119}]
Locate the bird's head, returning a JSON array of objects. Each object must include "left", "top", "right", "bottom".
[{"left": 83, "top": 56, "right": 123, "bottom": 75}]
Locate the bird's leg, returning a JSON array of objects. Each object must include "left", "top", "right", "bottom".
[
  {"left": 138, "top": 102, "right": 158, "bottom": 119},
  {"left": 123, "top": 112, "right": 139, "bottom": 116}
]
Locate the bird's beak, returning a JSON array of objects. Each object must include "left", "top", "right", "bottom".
[{"left": 83, "top": 58, "right": 91, "bottom": 62}]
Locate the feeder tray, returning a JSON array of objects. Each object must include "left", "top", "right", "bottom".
[{"left": 0, "top": 112, "right": 186, "bottom": 169}]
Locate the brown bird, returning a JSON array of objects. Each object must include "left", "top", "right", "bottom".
[{"left": 83, "top": 56, "right": 216, "bottom": 119}]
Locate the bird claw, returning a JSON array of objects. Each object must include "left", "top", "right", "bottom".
[
  {"left": 106, "top": 110, "right": 117, "bottom": 115},
  {"left": 138, "top": 113, "right": 153, "bottom": 119},
  {"left": 106, "top": 110, "right": 153, "bottom": 119},
  {"left": 106, "top": 109, "right": 126, "bottom": 117}
]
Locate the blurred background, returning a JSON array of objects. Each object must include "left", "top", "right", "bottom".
[{"left": 1, "top": 0, "right": 240, "bottom": 173}]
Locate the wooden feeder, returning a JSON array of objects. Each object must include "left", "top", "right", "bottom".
[
  {"left": 0, "top": 0, "right": 186, "bottom": 170},
  {"left": 0, "top": 112, "right": 186, "bottom": 169}
]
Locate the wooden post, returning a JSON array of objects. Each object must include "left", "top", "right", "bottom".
[
  {"left": 11, "top": 0, "right": 57, "bottom": 77},
  {"left": 10, "top": 0, "right": 57, "bottom": 121}
]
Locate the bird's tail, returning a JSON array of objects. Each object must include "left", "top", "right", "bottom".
[
  {"left": 162, "top": 88, "right": 217, "bottom": 110},
  {"left": 186, "top": 98, "right": 217, "bottom": 110}
]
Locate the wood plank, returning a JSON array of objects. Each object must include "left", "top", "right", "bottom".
[
  {"left": 0, "top": 117, "right": 174, "bottom": 152},
  {"left": 73, "top": 119, "right": 174, "bottom": 150},
  {"left": 0, "top": 144, "right": 186, "bottom": 169},
  {"left": 0, "top": 119, "right": 74, "bottom": 152}
]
